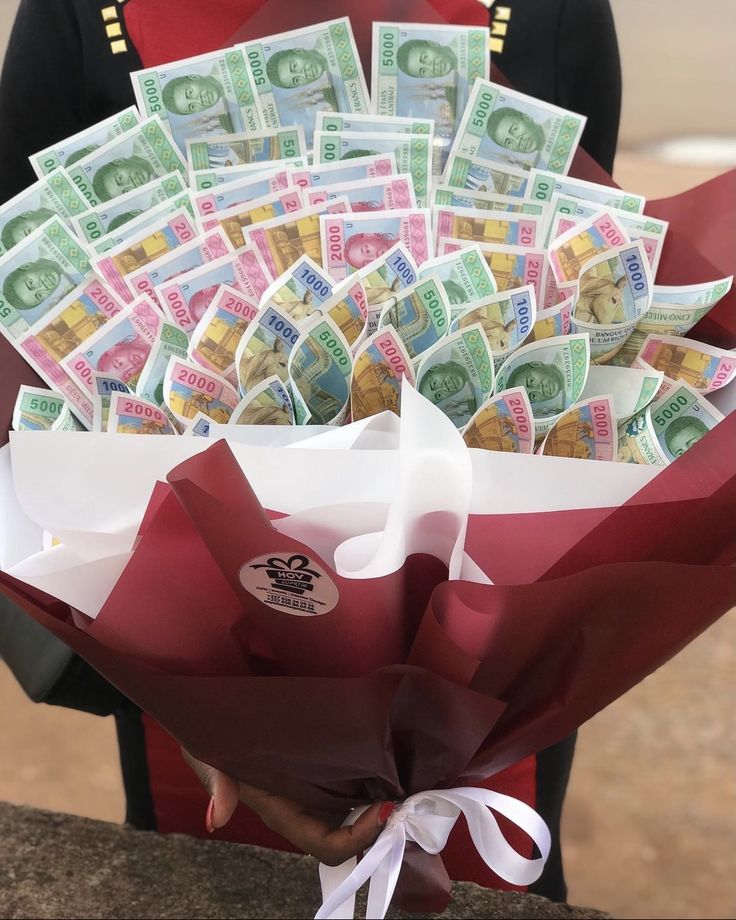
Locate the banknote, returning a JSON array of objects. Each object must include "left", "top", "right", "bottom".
[
  {"left": 193, "top": 171, "right": 290, "bottom": 219},
  {"left": 451, "top": 285, "right": 536, "bottom": 363},
  {"left": 289, "top": 153, "right": 397, "bottom": 190},
  {"left": 462, "top": 387, "right": 535, "bottom": 453},
  {"left": 93, "top": 207, "right": 198, "bottom": 301},
  {"left": 610, "top": 277, "right": 735, "bottom": 369},
  {"left": 434, "top": 206, "right": 541, "bottom": 252},
  {"left": 581, "top": 364, "right": 663, "bottom": 420},
  {"left": 495, "top": 334, "right": 590, "bottom": 434},
  {"left": 240, "top": 18, "right": 369, "bottom": 141},
  {"left": 155, "top": 246, "right": 269, "bottom": 333},
  {"left": 235, "top": 304, "right": 300, "bottom": 394},
  {"left": 200, "top": 189, "right": 305, "bottom": 248},
  {"left": 548, "top": 210, "right": 630, "bottom": 286},
  {"left": 356, "top": 241, "right": 419, "bottom": 335},
  {"left": 12, "top": 386, "right": 79, "bottom": 432},
  {"left": 321, "top": 277, "right": 368, "bottom": 348},
  {"left": 525, "top": 169, "right": 646, "bottom": 213},
  {"left": 372, "top": 23, "right": 489, "bottom": 166},
  {"left": 540, "top": 396, "right": 617, "bottom": 460},
  {"left": 350, "top": 326, "right": 415, "bottom": 421},
  {"left": 450, "top": 80, "right": 586, "bottom": 175},
  {"left": 65, "top": 116, "right": 188, "bottom": 206},
  {"left": 72, "top": 173, "right": 187, "bottom": 244},
  {"left": 190, "top": 158, "right": 307, "bottom": 191},
  {"left": 415, "top": 323, "right": 494, "bottom": 429},
  {"left": 182, "top": 412, "right": 213, "bottom": 436},
  {"left": 108, "top": 392, "right": 179, "bottom": 435},
  {"left": 18, "top": 278, "right": 125, "bottom": 399},
  {"left": 432, "top": 186, "right": 545, "bottom": 214},
  {"left": 417, "top": 245, "right": 497, "bottom": 315},
  {"left": 0, "top": 217, "right": 91, "bottom": 341},
  {"left": 305, "top": 175, "right": 417, "bottom": 212},
  {"left": 526, "top": 295, "right": 573, "bottom": 343},
  {"left": 30, "top": 107, "right": 141, "bottom": 177},
  {"left": 63, "top": 296, "right": 162, "bottom": 393},
  {"left": 136, "top": 322, "right": 190, "bottom": 408},
  {"left": 439, "top": 239, "right": 546, "bottom": 304},
  {"left": 617, "top": 381, "right": 724, "bottom": 465},
  {"left": 244, "top": 202, "right": 334, "bottom": 277},
  {"left": 0, "top": 172, "right": 90, "bottom": 256},
  {"left": 316, "top": 111, "right": 433, "bottom": 136},
  {"left": 259, "top": 255, "right": 334, "bottom": 324},
  {"left": 186, "top": 127, "right": 307, "bottom": 171},
  {"left": 131, "top": 48, "right": 262, "bottom": 153},
  {"left": 230, "top": 375, "right": 295, "bottom": 426},
  {"left": 188, "top": 285, "right": 259, "bottom": 383},
  {"left": 376, "top": 275, "right": 450, "bottom": 360},
  {"left": 570, "top": 241, "right": 653, "bottom": 363},
  {"left": 90, "top": 192, "right": 196, "bottom": 255},
  {"left": 314, "top": 131, "right": 432, "bottom": 207},
  {"left": 164, "top": 358, "right": 240, "bottom": 425},
  {"left": 90, "top": 373, "right": 131, "bottom": 432},
  {"left": 289, "top": 316, "right": 352, "bottom": 424},
  {"left": 545, "top": 196, "right": 668, "bottom": 276},
  {"left": 125, "top": 228, "right": 232, "bottom": 305},
  {"left": 636, "top": 333, "right": 736, "bottom": 394},
  {"left": 320, "top": 209, "right": 432, "bottom": 280},
  {"left": 443, "top": 155, "right": 530, "bottom": 196}
]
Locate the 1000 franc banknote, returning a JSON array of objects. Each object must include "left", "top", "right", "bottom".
[
  {"left": 452, "top": 284, "right": 537, "bottom": 364},
  {"left": 239, "top": 18, "right": 369, "bottom": 143},
  {"left": 230, "top": 375, "right": 294, "bottom": 426}
]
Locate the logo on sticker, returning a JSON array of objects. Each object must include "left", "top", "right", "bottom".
[{"left": 239, "top": 553, "right": 340, "bottom": 616}]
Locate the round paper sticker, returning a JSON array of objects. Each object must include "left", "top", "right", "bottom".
[{"left": 239, "top": 553, "right": 340, "bottom": 616}]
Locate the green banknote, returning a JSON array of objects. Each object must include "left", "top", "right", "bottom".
[
  {"left": 372, "top": 22, "right": 489, "bottom": 168},
  {"left": 495, "top": 333, "right": 590, "bottom": 435},
  {"left": 450, "top": 80, "right": 586, "bottom": 175},
  {"left": 65, "top": 116, "right": 187, "bottom": 207},
  {"left": 443, "top": 155, "right": 529, "bottom": 196},
  {"left": 0, "top": 217, "right": 90, "bottom": 341},
  {"left": 419, "top": 246, "right": 498, "bottom": 315},
  {"left": 525, "top": 169, "right": 646, "bottom": 213},
  {"left": 132, "top": 48, "right": 263, "bottom": 154},
  {"left": 72, "top": 173, "right": 187, "bottom": 244},
  {"left": 186, "top": 127, "right": 307, "bottom": 171},
  {"left": 12, "top": 385, "right": 79, "bottom": 431},
  {"left": 0, "top": 171, "right": 89, "bottom": 256},
  {"left": 288, "top": 316, "right": 353, "bottom": 424},
  {"left": 581, "top": 364, "right": 663, "bottom": 421},
  {"left": 376, "top": 275, "right": 450, "bottom": 360},
  {"left": 239, "top": 18, "right": 369, "bottom": 143},
  {"left": 30, "top": 107, "right": 141, "bottom": 177},
  {"left": 432, "top": 185, "right": 545, "bottom": 214},
  {"left": 415, "top": 323, "right": 494, "bottom": 429}
]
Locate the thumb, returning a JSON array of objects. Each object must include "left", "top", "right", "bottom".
[{"left": 180, "top": 748, "right": 240, "bottom": 832}]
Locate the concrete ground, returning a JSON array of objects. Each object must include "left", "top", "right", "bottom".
[{"left": 1, "top": 2, "right": 735, "bottom": 918}]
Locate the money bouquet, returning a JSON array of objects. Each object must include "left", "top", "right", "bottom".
[{"left": 1, "top": 14, "right": 735, "bottom": 919}]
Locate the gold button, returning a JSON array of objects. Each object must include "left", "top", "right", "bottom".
[
  {"left": 106, "top": 23, "right": 123, "bottom": 37},
  {"left": 101, "top": 6, "right": 118, "bottom": 22},
  {"left": 110, "top": 39, "right": 128, "bottom": 54}
]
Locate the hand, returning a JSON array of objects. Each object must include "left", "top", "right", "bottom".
[{"left": 181, "top": 749, "right": 394, "bottom": 866}]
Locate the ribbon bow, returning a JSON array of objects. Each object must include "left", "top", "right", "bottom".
[{"left": 315, "top": 787, "right": 551, "bottom": 920}]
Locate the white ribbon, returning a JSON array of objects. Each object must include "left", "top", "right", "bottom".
[{"left": 315, "top": 787, "right": 551, "bottom": 920}]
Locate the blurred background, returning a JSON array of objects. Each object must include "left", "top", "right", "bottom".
[{"left": 0, "top": 2, "right": 734, "bottom": 918}]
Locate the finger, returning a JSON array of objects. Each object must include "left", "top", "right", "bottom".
[
  {"left": 238, "top": 783, "right": 394, "bottom": 866},
  {"left": 180, "top": 748, "right": 240, "bottom": 832}
]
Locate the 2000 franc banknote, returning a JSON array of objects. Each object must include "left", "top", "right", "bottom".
[
  {"left": 449, "top": 80, "right": 586, "bottom": 175},
  {"left": 132, "top": 48, "right": 263, "bottom": 154},
  {"left": 239, "top": 18, "right": 369, "bottom": 143},
  {"left": 372, "top": 23, "right": 489, "bottom": 160}
]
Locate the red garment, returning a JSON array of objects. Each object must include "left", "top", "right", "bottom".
[{"left": 143, "top": 715, "right": 537, "bottom": 889}]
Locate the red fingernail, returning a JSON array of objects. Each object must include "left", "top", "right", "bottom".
[
  {"left": 206, "top": 796, "right": 215, "bottom": 834},
  {"left": 378, "top": 802, "right": 395, "bottom": 824}
]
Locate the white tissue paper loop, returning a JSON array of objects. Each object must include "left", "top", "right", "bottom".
[{"left": 315, "top": 787, "right": 551, "bottom": 920}]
